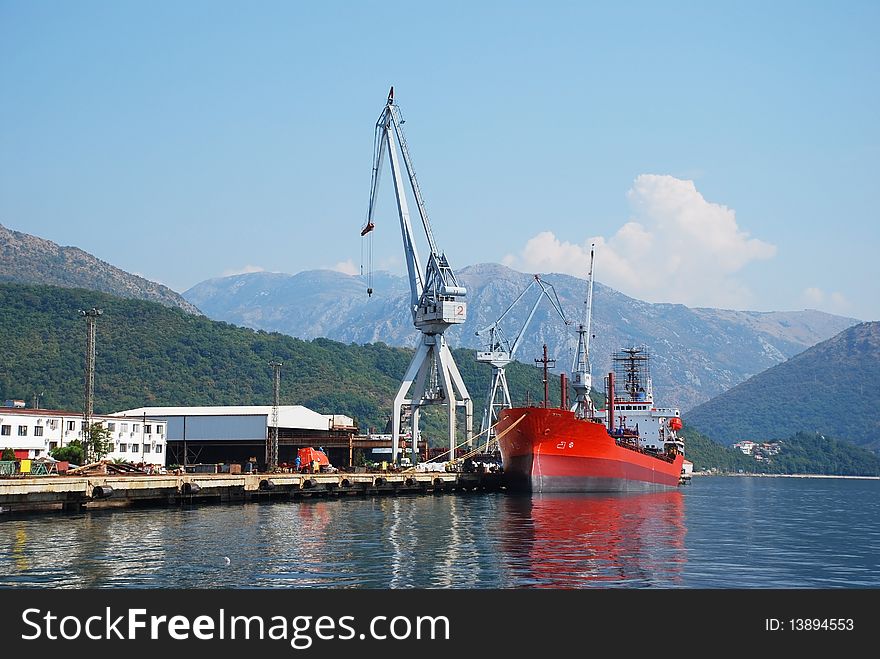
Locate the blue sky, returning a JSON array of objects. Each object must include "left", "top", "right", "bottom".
[{"left": 1, "top": 1, "right": 877, "bottom": 319}]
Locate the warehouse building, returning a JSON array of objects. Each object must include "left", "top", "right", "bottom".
[{"left": 114, "top": 406, "right": 358, "bottom": 468}]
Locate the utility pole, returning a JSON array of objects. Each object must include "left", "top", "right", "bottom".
[
  {"left": 79, "top": 308, "right": 102, "bottom": 464},
  {"left": 268, "top": 361, "right": 282, "bottom": 471}
]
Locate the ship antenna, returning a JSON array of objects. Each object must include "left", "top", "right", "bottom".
[{"left": 570, "top": 244, "right": 596, "bottom": 418}]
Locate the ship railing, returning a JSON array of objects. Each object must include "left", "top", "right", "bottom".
[
  {"left": 614, "top": 438, "right": 679, "bottom": 464},
  {"left": 653, "top": 407, "right": 680, "bottom": 415}
]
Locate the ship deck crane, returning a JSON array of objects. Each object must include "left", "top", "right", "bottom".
[
  {"left": 360, "top": 87, "right": 472, "bottom": 465},
  {"left": 571, "top": 244, "right": 596, "bottom": 418},
  {"left": 476, "top": 275, "right": 569, "bottom": 450}
]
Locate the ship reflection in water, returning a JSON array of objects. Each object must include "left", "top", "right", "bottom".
[{"left": 499, "top": 490, "right": 687, "bottom": 588}]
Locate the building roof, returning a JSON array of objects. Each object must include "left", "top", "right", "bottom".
[
  {"left": 113, "top": 406, "right": 355, "bottom": 432},
  {"left": 0, "top": 407, "right": 163, "bottom": 422}
]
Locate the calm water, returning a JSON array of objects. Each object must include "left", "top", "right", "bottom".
[{"left": 1, "top": 476, "right": 878, "bottom": 588}]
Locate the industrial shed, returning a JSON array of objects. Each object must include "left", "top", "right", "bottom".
[{"left": 114, "top": 406, "right": 356, "bottom": 469}]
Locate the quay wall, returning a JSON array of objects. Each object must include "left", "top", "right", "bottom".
[{"left": 0, "top": 471, "right": 503, "bottom": 515}]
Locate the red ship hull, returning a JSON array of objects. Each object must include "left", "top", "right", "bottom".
[{"left": 497, "top": 407, "right": 684, "bottom": 493}]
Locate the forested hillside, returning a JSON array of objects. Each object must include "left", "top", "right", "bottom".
[
  {"left": 0, "top": 283, "right": 557, "bottom": 442},
  {"left": 687, "top": 322, "right": 880, "bottom": 451}
]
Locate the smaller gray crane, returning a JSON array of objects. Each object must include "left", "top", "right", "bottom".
[{"left": 475, "top": 276, "right": 569, "bottom": 449}]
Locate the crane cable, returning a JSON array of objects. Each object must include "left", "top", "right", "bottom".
[{"left": 360, "top": 229, "right": 373, "bottom": 297}]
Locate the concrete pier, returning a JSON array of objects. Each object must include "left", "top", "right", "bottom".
[{"left": 0, "top": 471, "right": 504, "bottom": 515}]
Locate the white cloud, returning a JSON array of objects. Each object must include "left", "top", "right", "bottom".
[
  {"left": 222, "top": 264, "right": 266, "bottom": 277},
  {"left": 503, "top": 174, "right": 777, "bottom": 308},
  {"left": 801, "top": 287, "right": 852, "bottom": 314},
  {"left": 332, "top": 259, "right": 359, "bottom": 276},
  {"left": 802, "top": 287, "right": 825, "bottom": 306}
]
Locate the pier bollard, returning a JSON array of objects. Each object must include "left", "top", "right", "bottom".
[
  {"left": 92, "top": 485, "right": 113, "bottom": 499},
  {"left": 181, "top": 482, "right": 201, "bottom": 495}
]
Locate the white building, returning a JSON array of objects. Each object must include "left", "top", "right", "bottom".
[
  {"left": 0, "top": 407, "right": 167, "bottom": 465},
  {"left": 733, "top": 440, "right": 757, "bottom": 455}
]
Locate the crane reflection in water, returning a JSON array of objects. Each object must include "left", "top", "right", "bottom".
[{"left": 498, "top": 491, "right": 687, "bottom": 588}]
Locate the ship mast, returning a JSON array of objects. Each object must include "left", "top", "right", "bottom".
[
  {"left": 571, "top": 244, "right": 595, "bottom": 418},
  {"left": 535, "top": 344, "right": 556, "bottom": 408}
]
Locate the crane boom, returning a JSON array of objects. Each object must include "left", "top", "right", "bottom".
[{"left": 510, "top": 277, "right": 567, "bottom": 358}]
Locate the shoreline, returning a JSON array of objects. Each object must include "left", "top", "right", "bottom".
[{"left": 693, "top": 472, "right": 880, "bottom": 480}]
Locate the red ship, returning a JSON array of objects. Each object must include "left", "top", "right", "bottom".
[
  {"left": 495, "top": 247, "right": 687, "bottom": 493},
  {"left": 496, "top": 395, "right": 685, "bottom": 493}
]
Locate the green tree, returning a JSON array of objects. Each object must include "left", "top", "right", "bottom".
[
  {"left": 1, "top": 447, "right": 15, "bottom": 461},
  {"left": 86, "top": 423, "right": 114, "bottom": 461},
  {"left": 50, "top": 442, "right": 83, "bottom": 465}
]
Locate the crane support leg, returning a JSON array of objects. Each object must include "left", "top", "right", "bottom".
[
  {"left": 410, "top": 405, "right": 421, "bottom": 463},
  {"left": 408, "top": 355, "right": 432, "bottom": 464},
  {"left": 392, "top": 341, "right": 430, "bottom": 464},
  {"left": 441, "top": 339, "right": 472, "bottom": 449},
  {"left": 482, "top": 368, "right": 512, "bottom": 451},
  {"left": 439, "top": 364, "right": 456, "bottom": 460}
]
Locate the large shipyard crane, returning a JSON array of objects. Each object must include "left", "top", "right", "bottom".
[
  {"left": 476, "top": 276, "right": 568, "bottom": 449},
  {"left": 571, "top": 244, "right": 597, "bottom": 418},
  {"left": 361, "top": 87, "right": 472, "bottom": 464}
]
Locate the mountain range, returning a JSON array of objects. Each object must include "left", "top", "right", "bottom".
[
  {"left": 0, "top": 223, "right": 863, "bottom": 416},
  {"left": 184, "top": 264, "right": 858, "bottom": 412},
  {"left": 3, "top": 282, "right": 875, "bottom": 472},
  {"left": 0, "top": 223, "right": 200, "bottom": 315},
  {"left": 686, "top": 321, "right": 880, "bottom": 451}
]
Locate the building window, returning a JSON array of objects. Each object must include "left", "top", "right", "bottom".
[
  {"left": 107, "top": 422, "right": 116, "bottom": 431},
  {"left": 48, "top": 419, "right": 58, "bottom": 430},
  {"left": 67, "top": 420, "right": 76, "bottom": 431},
  {"left": 34, "top": 426, "right": 44, "bottom": 437},
  {"left": 1, "top": 425, "right": 10, "bottom": 436},
  {"left": 155, "top": 444, "right": 163, "bottom": 453},
  {"left": 133, "top": 424, "right": 140, "bottom": 433},
  {"left": 18, "top": 426, "right": 28, "bottom": 437},
  {"left": 49, "top": 441, "right": 58, "bottom": 450},
  {"left": 121, "top": 423, "right": 128, "bottom": 432},
  {"left": 131, "top": 445, "right": 140, "bottom": 454},
  {"left": 143, "top": 445, "right": 151, "bottom": 454},
  {"left": 119, "top": 443, "right": 127, "bottom": 452},
  {"left": 144, "top": 424, "right": 152, "bottom": 434},
  {"left": 157, "top": 425, "right": 164, "bottom": 435}
]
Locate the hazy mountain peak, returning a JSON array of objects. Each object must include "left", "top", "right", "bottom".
[
  {"left": 183, "top": 264, "right": 859, "bottom": 411},
  {"left": 0, "top": 224, "right": 201, "bottom": 315}
]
